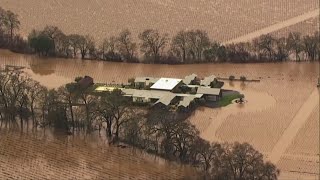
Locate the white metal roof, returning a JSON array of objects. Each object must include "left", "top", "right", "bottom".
[{"left": 150, "top": 78, "right": 182, "bottom": 90}]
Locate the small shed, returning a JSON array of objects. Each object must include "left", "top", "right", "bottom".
[
  {"left": 134, "top": 77, "right": 159, "bottom": 89},
  {"left": 197, "top": 87, "right": 221, "bottom": 101}
]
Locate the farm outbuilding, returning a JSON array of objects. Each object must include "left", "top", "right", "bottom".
[
  {"left": 183, "top": 74, "right": 197, "bottom": 85},
  {"left": 134, "top": 77, "right": 159, "bottom": 89},
  {"left": 200, "top": 75, "right": 217, "bottom": 87},
  {"left": 197, "top": 87, "right": 221, "bottom": 101}
]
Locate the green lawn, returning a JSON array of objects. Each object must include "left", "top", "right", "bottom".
[{"left": 218, "top": 94, "right": 242, "bottom": 107}]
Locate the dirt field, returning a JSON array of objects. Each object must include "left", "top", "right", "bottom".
[
  {"left": 0, "top": 130, "right": 196, "bottom": 179},
  {"left": 0, "top": 0, "right": 318, "bottom": 43}
]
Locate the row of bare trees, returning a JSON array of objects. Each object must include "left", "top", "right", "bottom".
[
  {"left": 123, "top": 108, "right": 280, "bottom": 179},
  {"left": 29, "top": 25, "right": 319, "bottom": 63},
  {"left": 0, "top": 6, "right": 318, "bottom": 63}
]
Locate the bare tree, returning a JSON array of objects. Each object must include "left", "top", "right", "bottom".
[
  {"left": 78, "top": 35, "right": 95, "bottom": 59},
  {"left": 2, "top": 10, "right": 20, "bottom": 42},
  {"left": 187, "top": 30, "right": 210, "bottom": 61},
  {"left": 139, "top": 29, "right": 169, "bottom": 63},
  {"left": 287, "top": 32, "right": 303, "bottom": 61},
  {"left": 117, "top": 29, "right": 137, "bottom": 61},
  {"left": 171, "top": 30, "right": 189, "bottom": 62},
  {"left": 303, "top": 32, "right": 319, "bottom": 61},
  {"left": 26, "top": 80, "right": 47, "bottom": 129},
  {"left": 274, "top": 37, "right": 289, "bottom": 61},
  {"left": 191, "top": 138, "right": 223, "bottom": 172},
  {"left": 0, "top": 7, "right": 5, "bottom": 30},
  {"left": 215, "top": 142, "right": 280, "bottom": 180},
  {"left": 99, "top": 36, "right": 118, "bottom": 60},
  {"left": 68, "top": 34, "right": 81, "bottom": 58},
  {"left": 41, "top": 26, "right": 65, "bottom": 54},
  {"left": 257, "top": 34, "right": 275, "bottom": 60}
]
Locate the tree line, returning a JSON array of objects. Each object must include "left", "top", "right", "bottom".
[
  {"left": 0, "top": 6, "right": 319, "bottom": 64},
  {"left": 0, "top": 68, "right": 279, "bottom": 179}
]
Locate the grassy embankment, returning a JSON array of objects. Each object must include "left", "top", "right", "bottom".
[{"left": 218, "top": 94, "right": 243, "bottom": 107}]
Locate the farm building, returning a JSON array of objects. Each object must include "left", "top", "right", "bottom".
[
  {"left": 183, "top": 74, "right": 197, "bottom": 85},
  {"left": 134, "top": 77, "right": 159, "bottom": 89},
  {"left": 154, "top": 93, "right": 177, "bottom": 106},
  {"left": 197, "top": 87, "right": 221, "bottom": 102},
  {"left": 200, "top": 75, "right": 217, "bottom": 87},
  {"left": 96, "top": 74, "right": 227, "bottom": 108},
  {"left": 122, "top": 89, "right": 175, "bottom": 103},
  {"left": 150, "top": 78, "right": 183, "bottom": 92}
]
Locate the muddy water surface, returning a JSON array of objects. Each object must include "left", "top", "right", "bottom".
[{"left": 0, "top": 50, "right": 319, "bottom": 179}]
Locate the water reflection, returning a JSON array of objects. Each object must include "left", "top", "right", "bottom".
[
  {"left": 240, "top": 81, "right": 246, "bottom": 90},
  {"left": 28, "top": 57, "right": 57, "bottom": 76},
  {"left": 229, "top": 80, "right": 234, "bottom": 87}
]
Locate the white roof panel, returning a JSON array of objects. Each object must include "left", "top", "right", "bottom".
[{"left": 150, "top": 78, "right": 182, "bottom": 90}]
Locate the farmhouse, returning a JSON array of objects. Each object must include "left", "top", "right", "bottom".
[{"left": 95, "top": 74, "right": 228, "bottom": 109}]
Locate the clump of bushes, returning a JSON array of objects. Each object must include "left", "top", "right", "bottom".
[
  {"left": 229, "top": 75, "right": 235, "bottom": 81},
  {"left": 240, "top": 76, "right": 247, "bottom": 81}
]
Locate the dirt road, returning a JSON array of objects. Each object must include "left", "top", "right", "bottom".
[
  {"left": 267, "top": 88, "right": 319, "bottom": 164},
  {"left": 224, "top": 9, "right": 319, "bottom": 44}
]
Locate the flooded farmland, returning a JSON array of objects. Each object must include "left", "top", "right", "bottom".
[
  {"left": 0, "top": 0, "right": 318, "bottom": 43},
  {"left": 0, "top": 129, "right": 196, "bottom": 179},
  {"left": 0, "top": 50, "right": 319, "bottom": 179}
]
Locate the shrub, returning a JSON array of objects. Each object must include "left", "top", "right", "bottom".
[
  {"left": 229, "top": 75, "right": 235, "bottom": 81},
  {"left": 74, "top": 76, "right": 83, "bottom": 82},
  {"left": 128, "top": 78, "right": 135, "bottom": 85},
  {"left": 240, "top": 76, "right": 247, "bottom": 81}
]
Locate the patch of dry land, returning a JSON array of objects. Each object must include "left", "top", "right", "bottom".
[{"left": 0, "top": 0, "right": 318, "bottom": 43}]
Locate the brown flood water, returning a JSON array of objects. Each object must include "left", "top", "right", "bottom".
[
  {"left": 0, "top": 50, "right": 319, "bottom": 179},
  {"left": 0, "top": 129, "right": 196, "bottom": 179}
]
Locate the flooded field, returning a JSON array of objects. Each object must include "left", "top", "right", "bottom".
[
  {"left": 0, "top": 0, "right": 318, "bottom": 43},
  {"left": 0, "top": 129, "right": 196, "bottom": 179},
  {"left": 0, "top": 50, "right": 319, "bottom": 179}
]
